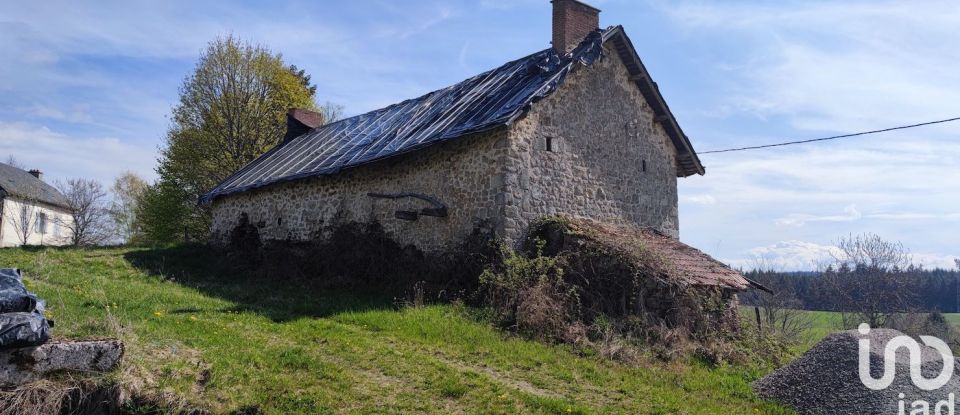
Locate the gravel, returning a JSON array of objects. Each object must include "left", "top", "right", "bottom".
[{"left": 754, "top": 328, "right": 960, "bottom": 414}]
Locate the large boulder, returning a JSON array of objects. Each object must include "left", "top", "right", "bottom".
[{"left": 755, "top": 327, "right": 960, "bottom": 414}]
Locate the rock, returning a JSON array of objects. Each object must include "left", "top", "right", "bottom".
[
  {"left": 0, "top": 339, "right": 123, "bottom": 387},
  {"left": 754, "top": 328, "right": 960, "bottom": 414}
]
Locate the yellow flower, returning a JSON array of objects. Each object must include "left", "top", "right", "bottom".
[
  {"left": 153, "top": 311, "right": 163, "bottom": 317},
  {"left": 189, "top": 316, "right": 198, "bottom": 321}
]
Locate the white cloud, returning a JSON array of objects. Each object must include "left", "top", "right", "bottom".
[
  {"left": 19, "top": 104, "right": 94, "bottom": 124},
  {"left": 776, "top": 204, "right": 861, "bottom": 227},
  {"left": 727, "top": 240, "right": 841, "bottom": 271},
  {"left": 669, "top": 1, "right": 960, "bottom": 267},
  {"left": 661, "top": 1, "right": 960, "bottom": 131},
  {"left": 0, "top": 122, "right": 156, "bottom": 185},
  {"left": 684, "top": 194, "right": 716, "bottom": 205},
  {"left": 726, "top": 240, "right": 959, "bottom": 272},
  {"left": 913, "top": 253, "right": 960, "bottom": 271}
]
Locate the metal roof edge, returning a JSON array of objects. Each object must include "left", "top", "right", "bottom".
[{"left": 200, "top": 124, "right": 511, "bottom": 204}]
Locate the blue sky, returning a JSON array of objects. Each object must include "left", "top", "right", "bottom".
[{"left": 1, "top": 0, "right": 958, "bottom": 269}]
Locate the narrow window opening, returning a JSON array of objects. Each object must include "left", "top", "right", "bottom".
[
  {"left": 545, "top": 137, "right": 553, "bottom": 152},
  {"left": 277, "top": 217, "right": 282, "bottom": 226},
  {"left": 642, "top": 160, "right": 647, "bottom": 172}
]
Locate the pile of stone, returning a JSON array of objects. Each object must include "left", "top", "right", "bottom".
[
  {"left": 0, "top": 268, "right": 122, "bottom": 387},
  {"left": 754, "top": 327, "right": 960, "bottom": 414}
]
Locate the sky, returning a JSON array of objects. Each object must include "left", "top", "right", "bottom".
[{"left": 1, "top": 0, "right": 957, "bottom": 270}]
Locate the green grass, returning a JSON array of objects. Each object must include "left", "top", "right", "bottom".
[
  {"left": 742, "top": 306, "right": 960, "bottom": 354},
  {"left": 1, "top": 246, "right": 795, "bottom": 414},
  {"left": 739, "top": 306, "right": 846, "bottom": 353}
]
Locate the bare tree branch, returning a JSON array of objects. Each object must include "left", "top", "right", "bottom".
[
  {"left": 824, "top": 233, "right": 919, "bottom": 328},
  {"left": 55, "top": 179, "right": 114, "bottom": 246}
]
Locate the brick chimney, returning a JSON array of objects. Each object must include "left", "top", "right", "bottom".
[
  {"left": 284, "top": 108, "right": 325, "bottom": 142},
  {"left": 552, "top": 0, "right": 600, "bottom": 54},
  {"left": 27, "top": 169, "right": 42, "bottom": 180}
]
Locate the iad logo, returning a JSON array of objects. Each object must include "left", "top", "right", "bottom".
[{"left": 857, "top": 323, "right": 955, "bottom": 391}]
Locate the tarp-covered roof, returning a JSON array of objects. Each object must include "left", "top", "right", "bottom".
[
  {"left": 202, "top": 26, "right": 703, "bottom": 204},
  {"left": 0, "top": 163, "right": 70, "bottom": 210}
]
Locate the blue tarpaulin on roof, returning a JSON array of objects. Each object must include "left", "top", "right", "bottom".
[{"left": 200, "top": 29, "right": 611, "bottom": 204}]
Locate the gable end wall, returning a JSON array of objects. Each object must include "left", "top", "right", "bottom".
[{"left": 501, "top": 43, "right": 680, "bottom": 243}]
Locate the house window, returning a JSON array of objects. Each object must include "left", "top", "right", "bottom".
[
  {"left": 52, "top": 220, "right": 61, "bottom": 237},
  {"left": 35, "top": 212, "right": 47, "bottom": 234},
  {"left": 546, "top": 137, "right": 553, "bottom": 152}
]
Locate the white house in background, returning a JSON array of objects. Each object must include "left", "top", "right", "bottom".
[{"left": 0, "top": 163, "right": 74, "bottom": 247}]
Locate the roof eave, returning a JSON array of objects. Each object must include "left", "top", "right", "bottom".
[{"left": 602, "top": 26, "right": 705, "bottom": 177}]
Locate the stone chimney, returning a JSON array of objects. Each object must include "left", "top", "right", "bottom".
[
  {"left": 27, "top": 169, "right": 42, "bottom": 180},
  {"left": 552, "top": 0, "right": 600, "bottom": 54},
  {"left": 284, "top": 108, "right": 324, "bottom": 142}
]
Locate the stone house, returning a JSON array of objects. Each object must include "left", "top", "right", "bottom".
[
  {"left": 0, "top": 163, "right": 74, "bottom": 247},
  {"left": 203, "top": 1, "right": 708, "bottom": 253},
  {"left": 202, "top": 0, "right": 762, "bottom": 309}
]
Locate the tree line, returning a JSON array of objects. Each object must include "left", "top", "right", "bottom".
[
  {"left": 738, "top": 234, "right": 959, "bottom": 347},
  {"left": 743, "top": 266, "right": 960, "bottom": 313},
  {"left": 741, "top": 233, "right": 960, "bottom": 330}
]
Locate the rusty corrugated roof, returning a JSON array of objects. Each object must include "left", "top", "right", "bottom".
[{"left": 561, "top": 217, "right": 751, "bottom": 291}]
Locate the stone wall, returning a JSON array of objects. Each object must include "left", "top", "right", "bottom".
[
  {"left": 501, "top": 43, "right": 680, "bottom": 243},
  {"left": 209, "top": 129, "right": 510, "bottom": 251},
  {"left": 210, "top": 42, "right": 681, "bottom": 251}
]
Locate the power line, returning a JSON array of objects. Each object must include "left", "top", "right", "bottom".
[{"left": 699, "top": 116, "right": 960, "bottom": 154}]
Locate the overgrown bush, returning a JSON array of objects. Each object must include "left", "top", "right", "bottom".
[
  {"left": 887, "top": 311, "right": 960, "bottom": 352},
  {"left": 223, "top": 215, "right": 759, "bottom": 361},
  {"left": 478, "top": 240, "right": 580, "bottom": 341}
]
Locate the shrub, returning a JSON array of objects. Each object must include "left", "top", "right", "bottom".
[{"left": 478, "top": 240, "right": 580, "bottom": 341}]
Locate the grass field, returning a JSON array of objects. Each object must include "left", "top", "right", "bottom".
[
  {"left": 742, "top": 306, "right": 960, "bottom": 352},
  {"left": 0, "top": 245, "right": 800, "bottom": 414},
  {"left": 738, "top": 308, "right": 842, "bottom": 351}
]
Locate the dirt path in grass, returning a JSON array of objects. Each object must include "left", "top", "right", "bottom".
[{"left": 429, "top": 353, "right": 560, "bottom": 399}]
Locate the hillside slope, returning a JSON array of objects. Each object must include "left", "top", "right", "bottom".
[{"left": 0, "top": 246, "right": 793, "bottom": 414}]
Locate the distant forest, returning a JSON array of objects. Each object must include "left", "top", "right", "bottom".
[{"left": 741, "top": 268, "right": 960, "bottom": 313}]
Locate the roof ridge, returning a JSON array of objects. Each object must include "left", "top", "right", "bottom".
[
  {"left": 299, "top": 47, "right": 559, "bottom": 137},
  {"left": 201, "top": 26, "right": 705, "bottom": 203}
]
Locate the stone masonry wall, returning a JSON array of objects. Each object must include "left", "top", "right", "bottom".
[
  {"left": 502, "top": 42, "right": 680, "bottom": 243},
  {"left": 210, "top": 42, "right": 681, "bottom": 252},
  {"left": 209, "top": 129, "right": 510, "bottom": 252}
]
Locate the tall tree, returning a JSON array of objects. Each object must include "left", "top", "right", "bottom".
[
  {"left": 109, "top": 172, "right": 148, "bottom": 244},
  {"left": 56, "top": 178, "right": 114, "bottom": 246},
  {"left": 145, "top": 35, "right": 319, "bottom": 243}
]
